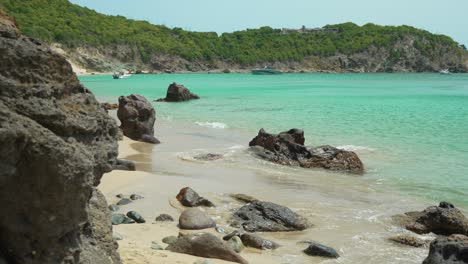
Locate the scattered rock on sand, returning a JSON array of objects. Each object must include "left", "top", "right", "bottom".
[
  {"left": 388, "top": 235, "right": 429, "bottom": 247},
  {"left": 249, "top": 128, "right": 364, "bottom": 173},
  {"left": 166, "top": 233, "right": 248, "bottom": 264},
  {"left": 117, "top": 94, "right": 160, "bottom": 144},
  {"left": 396, "top": 202, "right": 468, "bottom": 235},
  {"left": 113, "top": 159, "right": 136, "bottom": 171},
  {"left": 193, "top": 153, "right": 223, "bottom": 161},
  {"left": 423, "top": 235, "right": 468, "bottom": 264},
  {"left": 179, "top": 208, "right": 216, "bottom": 230},
  {"left": 232, "top": 201, "right": 308, "bottom": 232},
  {"left": 108, "top": 204, "right": 119, "bottom": 212},
  {"left": 228, "top": 236, "right": 245, "bottom": 253},
  {"left": 240, "top": 233, "right": 280, "bottom": 250},
  {"left": 176, "top": 187, "right": 215, "bottom": 207},
  {"left": 111, "top": 214, "right": 128, "bottom": 225},
  {"left": 117, "top": 198, "right": 132, "bottom": 206},
  {"left": 229, "top": 194, "right": 259, "bottom": 204},
  {"left": 126, "top": 211, "right": 146, "bottom": 223},
  {"left": 162, "top": 236, "right": 178, "bottom": 245},
  {"left": 156, "top": 82, "right": 200, "bottom": 102},
  {"left": 156, "top": 214, "right": 174, "bottom": 222},
  {"left": 302, "top": 241, "right": 340, "bottom": 258},
  {"left": 130, "top": 194, "right": 144, "bottom": 200}
]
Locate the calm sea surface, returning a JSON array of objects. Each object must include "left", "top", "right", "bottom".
[{"left": 81, "top": 73, "right": 468, "bottom": 209}]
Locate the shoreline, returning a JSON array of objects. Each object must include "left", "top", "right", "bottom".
[{"left": 99, "top": 116, "right": 442, "bottom": 264}]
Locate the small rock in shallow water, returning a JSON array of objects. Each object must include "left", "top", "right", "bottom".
[
  {"left": 108, "top": 204, "right": 119, "bottom": 212},
  {"left": 130, "top": 194, "right": 143, "bottom": 200},
  {"left": 228, "top": 236, "right": 244, "bottom": 253},
  {"left": 162, "top": 236, "right": 178, "bottom": 245},
  {"left": 240, "top": 233, "right": 280, "bottom": 250},
  {"left": 151, "top": 241, "right": 164, "bottom": 250},
  {"left": 179, "top": 208, "right": 216, "bottom": 230},
  {"left": 229, "top": 193, "right": 258, "bottom": 204},
  {"left": 116, "top": 198, "right": 132, "bottom": 206},
  {"left": 388, "top": 235, "right": 428, "bottom": 247},
  {"left": 126, "top": 211, "right": 146, "bottom": 223},
  {"left": 155, "top": 214, "right": 174, "bottom": 222},
  {"left": 111, "top": 214, "right": 127, "bottom": 225},
  {"left": 303, "top": 242, "right": 340, "bottom": 258},
  {"left": 113, "top": 232, "right": 123, "bottom": 241}
]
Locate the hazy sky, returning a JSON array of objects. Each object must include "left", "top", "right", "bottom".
[{"left": 70, "top": 0, "right": 468, "bottom": 45}]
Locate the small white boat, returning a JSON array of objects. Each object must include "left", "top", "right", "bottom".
[
  {"left": 113, "top": 70, "right": 133, "bottom": 79},
  {"left": 439, "top": 69, "right": 451, "bottom": 75}
]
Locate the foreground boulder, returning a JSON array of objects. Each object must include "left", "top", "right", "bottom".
[
  {"left": 423, "top": 235, "right": 468, "bottom": 264},
  {"left": 179, "top": 208, "right": 216, "bottom": 230},
  {"left": 117, "top": 94, "right": 160, "bottom": 144},
  {"left": 396, "top": 202, "right": 468, "bottom": 236},
  {"left": 156, "top": 82, "right": 200, "bottom": 102},
  {"left": 232, "top": 201, "right": 308, "bottom": 232},
  {"left": 0, "top": 13, "right": 120, "bottom": 264},
  {"left": 249, "top": 129, "right": 364, "bottom": 173},
  {"left": 166, "top": 233, "right": 248, "bottom": 264},
  {"left": 176, "top": 187, "right": 215, "bottom": 207}
]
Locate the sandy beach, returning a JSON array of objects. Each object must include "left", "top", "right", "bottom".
[{"left": 98, "top": 118, "right": 439, "bottom": 264}]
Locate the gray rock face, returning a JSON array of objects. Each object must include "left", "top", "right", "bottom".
[
  {"left": 157, "top": 82, "right": 200, "bottom": 102},
  {"left": 302, "top": 242, "right": 340, "bottom": 258},
  {"left": 166, "top": 233, "right": 248, "bottom": 264},
  {"left": 179, "top": 208, "right": 216, "bottom": 230},
  {"left": 232, "top": 201, "right": 308, "bottom": 232},
  {"left": 0, "top": 14, "right": 120, "bottom": 264},
  {"left": 176, "top": 187, "right": 215, "bottom": 207},
  {"left": 399, "top": 202, "right": 468, "bottom": 236},
  {"left": 249, "top": 129, "right": 364, "bottom": 173},
  {"left": 117, "top": 94, "right": 160, "bottom": 144},
  {"left": 423, "top": 235, "right": 468, "bottom": 264}
]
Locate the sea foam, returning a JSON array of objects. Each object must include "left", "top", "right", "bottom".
[
  {"left": 195, "top": 121, "right": 228, "bottom": 129},
  {"left": 337, "top": 145, "right": 375, "bottom": 152}
]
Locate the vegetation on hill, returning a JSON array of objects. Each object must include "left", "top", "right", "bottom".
[{"left": 0, "top": 0, "right": 465, "bottom": 66}]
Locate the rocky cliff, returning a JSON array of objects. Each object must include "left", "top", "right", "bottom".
[{"left": 0, "top": 10, "right": 121, "bottom": 264}]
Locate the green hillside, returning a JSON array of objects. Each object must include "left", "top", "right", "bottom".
[{"left": 0, "top": 0, "right": 465, "bottom": 67}]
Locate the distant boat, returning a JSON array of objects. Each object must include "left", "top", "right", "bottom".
[
  {"left": 252, "top": 66, "right": 282, "bottom": 75},
  {"left": 112, "top": 72, "right": 132, "bottom": 79},
  {"left": 439, "top": 69, "right": 451, "bottom": 75}
]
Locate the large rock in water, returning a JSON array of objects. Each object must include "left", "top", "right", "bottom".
[
  {"left": 249, "top": 129, "right": 364, "bottom": 173},
  {"left": 156, "top": 82, "right": 200, "bottom": 102},
  {"left": 166, "top": 233, "right": 248, "bottom": 264},
  {"left": 117, "top": 94, "right": 160, "bottom": 144},
  {"left": 232, "top": 201, "right": 309, "bottom": 232},
  {"left": 397, "top": 202, "right": 468, "bottom": 236},
  {"left": 0, "top": 13, "right": 121, "bottom": 264},
  {"left": 423, "top": 235, "right": 468, "bottom": 264}
]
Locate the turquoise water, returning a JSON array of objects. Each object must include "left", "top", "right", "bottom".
[{"left": 81, "top": 73, "right": 468, "bottom": 209}]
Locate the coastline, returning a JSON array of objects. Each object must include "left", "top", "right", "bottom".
[{"left": 100, "top": 116, "right": 441, "bottom": 264}]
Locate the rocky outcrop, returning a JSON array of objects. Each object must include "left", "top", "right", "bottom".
[
  {"left": 249, "top": 129, "right": 364, "bottom": 173},
  {"left": 396, "top": 202, "right": 468, "bottom": 236},
  {"left": 231, "top": 201, "right": 309, "bottom": 232},
  {"left": 423, "top": 235, "right": 468, "bottom": 264},
  {"left": 167, "top": 233, "right": 248, "bottom": 264},
  {"left": 117, "top": 94, "right": 160, "bottom": 144},
  {"left": 156, "top": 83, "right": 200, "bottom": 102},
  {"left": 176, "top": 187, "right": 215, "bottom": 207},
  {"left": 0, "top": 13, "right": 120, "bottom": 264}
]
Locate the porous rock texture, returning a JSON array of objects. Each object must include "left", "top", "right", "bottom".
[{"left": 0, "top": 12, "right": 120, "bottom": 264}]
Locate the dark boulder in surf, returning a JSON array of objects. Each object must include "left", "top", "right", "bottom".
[
  {"left": 117, "top": 94, "right": 160, "bottom": 144},
  {"left": 156, "top": 82, "right": 200, "bottom": 102},
  {"left": 396, "top": 202, "right": 468, "bottom": 236},
  {"left": 249, "top": 128, "right": 364, "bottom": 173},
  {"left": 423, "top": 235, "right": 468, "bottom": 264},
  {"left": 0, "top": 13, "right": 121, "bottom": 263},
  {"left": 231, "top": 201, "right": 309, "bottom": 232},
  {"left": 302, "top": 241, "right": 340, "bottom": 258}
]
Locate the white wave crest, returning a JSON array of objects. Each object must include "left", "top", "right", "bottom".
[
  {"left": 337, "top": 145, "right": 375, "bottom": 152},
  {"left": 195, "top": 121, "right": 228, "bottom": 129}
]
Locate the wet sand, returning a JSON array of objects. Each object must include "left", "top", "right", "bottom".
[{"left": 100, "top": 119, "right": 438, "bottom": 264}]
